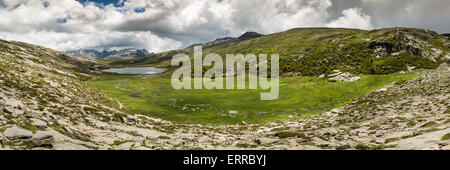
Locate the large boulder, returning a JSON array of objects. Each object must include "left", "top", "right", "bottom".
[
  {"left": 4, "top": 126, "right": 33, "bottom": 140},
  {"left": 27, "top": 131, "right": 54, "bottom": 147},
  {"left": 31, "top": 118, "right": 48, "bottom": 128},
  {"left": 3, "top": 106, "right": 14, "bottom": 114},
  {"left": 3, "top": 106, "right": 25, "bottom": 115},
  {"left": 328, "top": 70, "right": 361, "bottom": 82}
]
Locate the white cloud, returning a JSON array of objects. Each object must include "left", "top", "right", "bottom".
[
  {"left": 0, "top": 30, "right": 182, "bottom": 52},
  {"left": 327, "top": 8, "right": 372, "bottom": 29},
  {"left": 2, "top": 0, "right": 445, "bottom": 53},
  {"left": 359, "top": 0, "right": 450, "bottom": 33}
]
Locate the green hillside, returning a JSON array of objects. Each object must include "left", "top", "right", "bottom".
[{"left": 111, "top": 27, "right": 449, "bottom": 76}]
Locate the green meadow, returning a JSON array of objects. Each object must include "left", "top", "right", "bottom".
[{"left": 87, "top": 73, "right": 417, "bottom": 125}]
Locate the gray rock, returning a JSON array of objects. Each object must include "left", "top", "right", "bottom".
[
  {"left": 375, "top": 138, "right": 386, "bottom": 144},
  {"left": 2, "top": 106, "right": 24, "bottom": 115},
  {"left": 443, "top": 54, "right": 450, "bottom": 62},
  {"left": 328, "top": 70, "right": 361, "bottom": 82},
  {"left": 0, "top": 135, "right": 8, "bottom": 143},
  {"left": 4, "top": 126, "right": 33, "bottom": 140},
  {"left": 3, "top": 106, "right": 14, "bottom": 114},
  {"left": 330, "top": 108, "right": 344, "bottom": 114},
  {"left": 358, "top": 132, "right": 368, "bottom": 138},
  {"left": 229, "top": 110, "right": 238, "bottom": 114},
  {"left": 122, "top": 115, "right": 138, "bottom": 124},
  {"left": 312, "top": 137, "right": 330, "bottom": 147},
  {"left": 31, "top": 118, "right": 48, "bottom": 128},
  {"left": 240, "top": 121, "right": 247, "bottom": 125},
  {"left": 28, "top": 131, "right": 54, "bottom": 147}
]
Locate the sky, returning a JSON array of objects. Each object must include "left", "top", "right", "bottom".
[{"left": 0, "top": 0, "right": 449, "bottom": 53}]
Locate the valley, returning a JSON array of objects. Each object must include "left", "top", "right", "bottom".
[
  {"left": 0, "top": 27, "right": 449, "bottom": 150},
  {"left": 87, "top": 72, "right": 417, "bottom": 124}
]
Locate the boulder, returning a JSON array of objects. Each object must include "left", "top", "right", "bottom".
[
  {"left": 312, "top": 137, "right": 330, "bottom": 147},
  {"left": 3, "top": 98, "right": 23, "bottom": 109},
  {"left": 327, "top": 70, "right": 360, "bottom": 82},
  {"left": 3, "top": 106, "right": 14, "bottom": 114},
  {"left": 358, "top": 132, "right": 368, "bottom": 138},
  {"left": 122, "top": 115, "right": 138, "bottom": 124},
  {"left": 2, "top": 106, "right": 24, "bottom": 115},
  {"left": 330, "top": 108, "right": 344, "bottom": 114},
  {"left": 4, "top": 126, "right": 33, "bottom": 140},
  {"left": 229, "top": 110, "right": 238, "bottom": 114},
  {"left": 31, "top": 118, "right": 48, "bottom": 128},
  {"left": 28, "top": 131, "right": 54, "bottom": 147},
  {"left": 375, "top": 138, "right": 386, "bottom": 144}
]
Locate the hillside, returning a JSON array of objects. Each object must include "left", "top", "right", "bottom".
[
  {"left": 0, "top": 39, "right": 189, "bottom": 149},
  {"left": 111, "top": 27, "right": 449, "bottom": 76}
]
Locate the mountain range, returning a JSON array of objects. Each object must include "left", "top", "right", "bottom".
[{"left": 67, "top": 48, "right": 154, "bottom": 60}]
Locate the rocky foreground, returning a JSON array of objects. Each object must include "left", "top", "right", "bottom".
[{"left": 0, "top": 38, "right": 449, "bottom": 150}]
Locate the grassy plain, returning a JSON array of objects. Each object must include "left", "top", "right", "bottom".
[{"left": 87, "top": 73, "right": 417, "bottom": 125}]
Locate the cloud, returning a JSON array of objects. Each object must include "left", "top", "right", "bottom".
[
  {"left": 327, "top": 8, "right": 372, "bottom": 29},
  {"left": 358, "top": 0, "right": 450, "bottom": 33},
  {"left": 0, "top": 30, "right": 182, "bottom": 52},
  {"left": 0, "top": 0, "right": 447, "bottom": 53}
]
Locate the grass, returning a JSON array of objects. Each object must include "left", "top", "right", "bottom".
[
  {"left": 236, "top": 143, "right": 257, "bottom": 148},
  {"left": 113, "top": 140, "right": 130, "bottom": 146},
  {"left": 442, "top": 133, "right": 450, "bottom": 141},
  {"left": 421, "top": 121, "right": 437, "bottom": 128},
  {"left": 21, "top": 121, "right": 38, "bottom": 133},
  {"left": 368, "top": 125, "right": 380, "bottom": 130},
  {"left": 158, "top": 136, "right": 171, "bottom": 139},
  {"left": 354, "top": 144, "right": 370, "bottom": 150},
  {"left": 86, "top": 72, "right": 417, "bottom": 125}
]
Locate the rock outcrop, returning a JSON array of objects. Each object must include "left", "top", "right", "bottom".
[
  {"left": 4, "top": 126, "right": 33, "bottom": 140},
  {"left": 328, "top": 70, "right": 361, "bottom": 82},
  {"left": 28, "top": 131, "right": 54, "bottom": 147}
]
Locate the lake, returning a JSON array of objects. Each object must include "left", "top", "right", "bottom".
[{"left": 102, "top": 67, "right": 167, "bottom": 75}]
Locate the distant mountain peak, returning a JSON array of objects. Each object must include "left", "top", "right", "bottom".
[
  {"left": 186, "top": 32, "right": 263, "bottom": 49},
  {"left": 238, "top": 31, "right": 263, "bottom": 40},
  {"left": 67, "top": 48, "right": 154, "bottom": 60}
]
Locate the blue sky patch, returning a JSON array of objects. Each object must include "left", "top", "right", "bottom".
[
  {"left": 76, "top": 0, "right": 125, "bottom": 7},
  {"left": 56, "top": 18, "right": 67, "bottom": 24},
  {"left": 43, "top": 1, "right": 50, "bottom": 8},
  {"left": 0, "top": 2, "right": 6, "bottom": 8},
  {"left": 134, "top": 8, "right": 145, "bottom": 13}
]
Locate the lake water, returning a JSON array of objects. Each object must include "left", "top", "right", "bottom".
[{"left": 102, "top": 67, "right": 167, "bottom": 75}]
